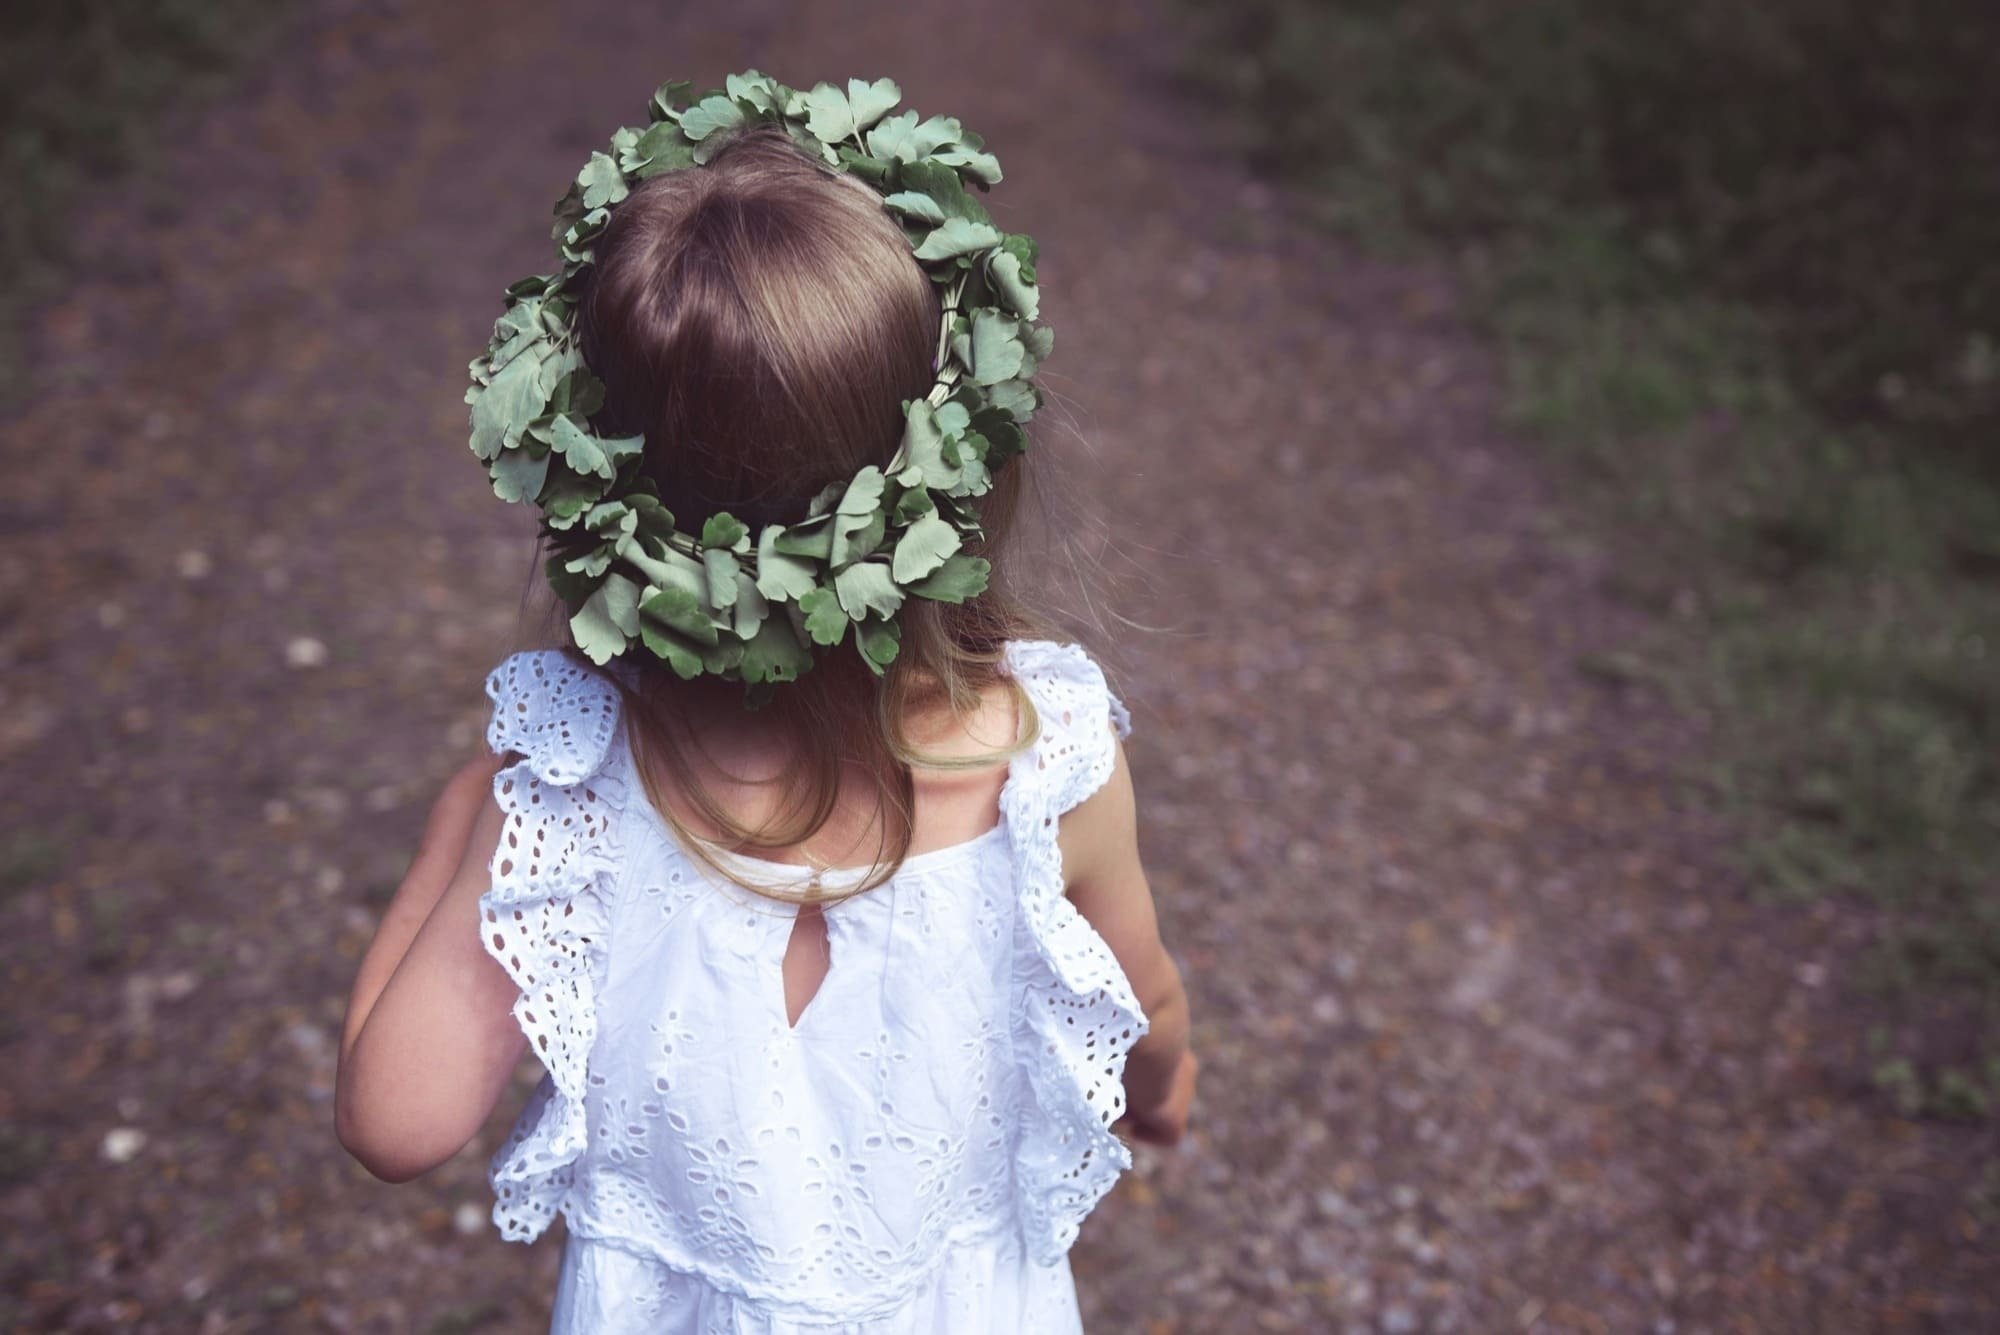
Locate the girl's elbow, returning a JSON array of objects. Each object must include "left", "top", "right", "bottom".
[{"left": 335, "top": 1083, "right": 462, "bottom": 1184}]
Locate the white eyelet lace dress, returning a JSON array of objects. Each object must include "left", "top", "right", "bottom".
[{"left": 476, "top": 639, "right": 1146, "bottom": 1333}]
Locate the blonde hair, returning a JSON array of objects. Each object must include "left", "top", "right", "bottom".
[{"left": 562, "top": 126, "right": 1049, "bottom": 901}]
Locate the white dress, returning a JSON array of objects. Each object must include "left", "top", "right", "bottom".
[{"left": 476, "top": 640, "right": 1147, "bottom": 1333}]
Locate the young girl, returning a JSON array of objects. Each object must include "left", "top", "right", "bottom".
[{"left": 335, "top": 76, "right": 1195, "bottom": 1333}]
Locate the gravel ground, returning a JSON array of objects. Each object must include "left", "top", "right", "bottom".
[{"left": 1, "top": 0, "right": 1994, "bottom": 1331}]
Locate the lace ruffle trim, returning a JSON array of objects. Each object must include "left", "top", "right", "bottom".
[
  {"left": 999, "top": 640, "right": 1148, "bottom": 1266},
  {"left": 479, "top": 650, "right": 628, "bottom": 1242}
]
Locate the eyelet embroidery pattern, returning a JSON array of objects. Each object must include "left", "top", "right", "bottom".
[
  {"left": 480, "top": 650, "right": 629, "bottom": 1240},
  {"left": 994, "top": 640, "right": 1147, "bottom": 1265},
  {"left": 473, "top": 640, "right": 1145, "bottom": 1307}
]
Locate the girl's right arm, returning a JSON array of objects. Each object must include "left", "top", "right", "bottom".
[{"left": 1058, "top": 730, "right": 1196, "bottom": 1146}]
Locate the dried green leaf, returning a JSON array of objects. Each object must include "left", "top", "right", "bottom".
[
  {"left": 913, "top": 217, "right": 1001, "bottom": 263},
  {"left": 909, "top": 553, "right": 990, "bottom": 603},
  {"left": 892, "top": 511, "right": 962, "bottom": 582},
  {"left": 468, "top": 351, "right": 546, "bottom": 459},
  {"left": 740, "top": 613, "right": 811, "bottom": 683},
  {"left": 571, "top": 573, "right": 641, "bottom": 664},
  {"left": 800, "top": 587, "right": 848, "bottom": 645},
  {"left": 846, "top": 78, "right": 901, "bottom": 132},
  {"left": 855, "top": 617, "right": 901, "bottom": 674},
  {"left": 951, "top": 309, "right": 1027, "bottom": 385},
  {"left": 701, "top": 512, "right": 749, "bottom": 551},
  {"left": 755, "top": 526, "right": 820, "bottom": 602},
  {"left": 576, "top": 152, "right": 628, "bottom": 210},
  {"left": 882, "top": 191, "right": 946, "bottom": 226},
  {"left": 834, "top": 562, "right": 904, "bottom": 620},
  {"left": 679, "top": 95, "right": 745, "bottom": 141},
  {"left": 703, "top": 548, "right": 741, "bottom": 609},
  {"left": 802, "top": 82, "right": 855, "bottom": 143},
  {"left": 985, "top": 249, "right": 1039, "bottom": 320},
  {"left": 490, "top": 445, "right": 550, "bottom": 503},
  {"left": 639, "top": 584, "right": 719, "bottom": 646}
]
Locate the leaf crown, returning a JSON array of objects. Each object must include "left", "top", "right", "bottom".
[{"left": 465, "top": 71, "right": 1050, "bottom": 691}]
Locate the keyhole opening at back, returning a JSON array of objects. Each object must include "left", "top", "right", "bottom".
[{"left": 781, "top": 903, "right": 830, "bottom": 1029}]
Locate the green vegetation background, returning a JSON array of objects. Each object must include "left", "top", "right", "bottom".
[
  {"left": 1187, "top": 0, "right": 2000, "bottom": 1117},
  {"left": 0, "top": 2, "right": 290, "bottom": 392}
]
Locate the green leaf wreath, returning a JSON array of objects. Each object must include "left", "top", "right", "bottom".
[{"left": 465, "top": 71, "right": 1051, "bottom": 687}]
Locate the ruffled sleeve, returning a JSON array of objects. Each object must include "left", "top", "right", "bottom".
[
  {"left": 999, "top": 639, "right": 1149, "bottom": 1266},
  {"left": 478, "top": 650, "right": 629, "bottom": 1242}
]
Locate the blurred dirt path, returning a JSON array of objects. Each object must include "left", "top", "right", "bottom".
[{"left": 2, "top": 0, "right": 1992, "bottom": 1331}]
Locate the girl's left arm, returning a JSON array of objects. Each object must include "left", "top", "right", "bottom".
[{"left": 335, "top": 754, "right": 529, "bottom": 1183}]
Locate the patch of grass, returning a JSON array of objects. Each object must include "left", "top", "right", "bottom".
[
  {"left": 0, "top": 1, "right": 295, "bottom": 395},
  {"left": 0, "top": 828, "right": 68, "bottom": 898},
  {"left": 1186, "top": 0, "right": 2000, "bottom": 1114}
]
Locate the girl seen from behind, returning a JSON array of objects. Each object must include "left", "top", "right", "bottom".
[{"left": 335, "top": 75, "right": 1196, "bottom": 1333}]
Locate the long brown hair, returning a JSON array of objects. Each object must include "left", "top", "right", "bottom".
[{"left": 560, "top": 126, "right": 1050, "bottom": 900}]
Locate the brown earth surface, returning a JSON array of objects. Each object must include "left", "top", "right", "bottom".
[{"left": 2, "top": 0, "right": 1995, "bottom": 1331}]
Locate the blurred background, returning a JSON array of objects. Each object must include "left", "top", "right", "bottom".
[{"left": 1, "top": 0, "right": 1994, "bottom": 1330}]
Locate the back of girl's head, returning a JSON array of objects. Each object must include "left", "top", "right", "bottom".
[
  {"left": 579, "top": 128, "right": 936, "bottom": 531},
  {"left": 563, "top": 126, "right": 1048, "bottom": 893}
]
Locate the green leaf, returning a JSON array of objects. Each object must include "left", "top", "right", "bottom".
[
  {"left": 845, "top": 77, "right": 901, "bottom": 132},
  {"left": 570, "top": 573, "right": 641, "bottom": 664},
  {"left": 951, "top": 310, "right": 1027, "bottom": 386},
  {"left": 490, "top": 445, "right": 550, "bottom": 503},
  {"left": 725, "top": 71, "right": 783, "bottom": 112},
  {"left": 679, "top": 94, "right": 745, "bottom": 141},
  {"left": 639, "top": 584, "right": 719, "bottom": 646},
  {"left": 909, "top": 553, "right": 990, "bottom": 603},
  {"left": 703, "top": 548, "right": 741, "bottom": 609},
  {"left": 935, "top": 400, "right": 971, "bottom": 438},
  {"left": 486, "top": 299, "right": 545, "bottom": 373},
  {"left": 772, "top": 515, "right": 834, "bottom": 560},
  {"left": 544, "top": 549, "right": 604, "bottom": 606},
  {"left": 864, "top": 110, "right": 920, "bottom": 162},
  {"left": 800, "top": 587, "right": 849, "bottom": 646},
  {"left": 621, "top": 121, "right": 697, "bottom": 177},
  {"left": 898, "top": 400, "right": 962, "bottom": 491},
  {"left": 1023, "top": 323, "right": 1054, "bottom": 361},
  {"left": 755, "top": 525, "right": 820, "bottom": 602},
  {"left": 638, "top": 622, "right": 704, "bottom": 679},
  {"left": 830, "top": 509, "right": 885, "bottom": 570},
  {"left": 537, "top": 467, "right": 601, "bottom": 528},
  {"left": 564, "top": 544, "right": 616, "bottom": 578},
  {"left": 539, "top": 413, "right": 618, "bottom": 479},
  {"left": 740, "top": 614, "right": 811, "bottom": 684},
  {"left": 985, "top": 378, "right": 1039, "bottom": 422},
  {"left": 836, "top": 465, "right": 886, "bottom": 516},
  {"left": 650, "top": 79, "right": 695, "bottom": 120},
  {"left": 882, "top": 191, "right": 946, "bottom": 226},
  {"left": 985, "top": 249, "right": 1039, "bottom": 320},
  {"left": 891, "top": 511, "right": 962, "bottom": 582},
  {"left": 730, "top": 571, "right": 768, "bottom": 638},
  {"left": 935, "top": 144, "right": 1002, "bottom": 185},
  {"left": 894, "top": 487, "right": 936, "bottom": 524},
  {"left": 968, "top": 409, "right": 1025, "bottom": 463},
  {"left": 893, "top": 162, "right": 989, "bottom": 223},
  {"left": 855, "top": 618, "right": 901, "bottom": 675},
  {"left": 836, "top": 145, "right": 893, "bottom": 186},
  {"left": 468, "top": 350, "right": 547, "bottom": 460},
  {"left": 576, "top": 152, "right": 628, "bottom": 210},
  {"left": 912, "top": 217, "right": 1001, "bottom": 263},
  {"left": 801, "top": 82, "right": 854, "bottom": 144},
  {"left": 834, "top": 562, "right": 904, "bottom": 621},
  {"left": 701, "top": 512, "right": 749, "bottom": 551}
]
